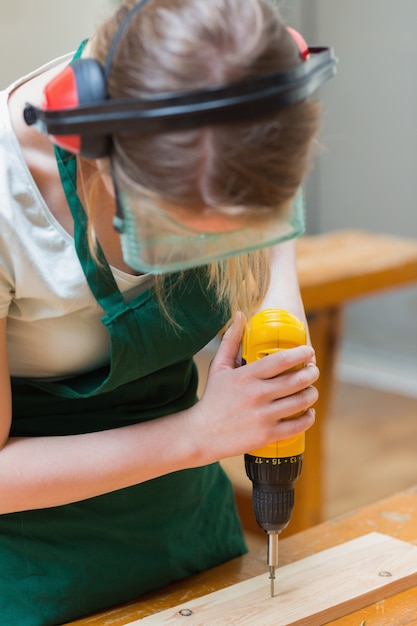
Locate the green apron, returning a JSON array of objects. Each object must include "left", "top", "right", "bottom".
[{"left": 0, "top": 147, "right": 246, "bottom": 625}]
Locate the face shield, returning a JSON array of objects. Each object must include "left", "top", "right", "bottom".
[
  {"left": 22, "top": 7, "right": 337, "bottom": 275},
  {"left": 113, "top": 187, "right": 305, "bottom": 274}
]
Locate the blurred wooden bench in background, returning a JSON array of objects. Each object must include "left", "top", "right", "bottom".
[{"left": 219, "top": 230, "right": 417, "bottom": 539}]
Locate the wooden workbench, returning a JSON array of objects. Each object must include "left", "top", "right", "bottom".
[
  {"left": 67, "top": 485, "right": 417, "bottom": 625},
  {"left": 223, "top": 230, "right": 417, "bottom": 536}
]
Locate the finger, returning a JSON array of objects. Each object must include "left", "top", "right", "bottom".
[
  {"left": 210, "top": 312, "right": 246, "bottom": 373},
  {"left": 273, "top": 407, "right": 316, "bottom": 439},
  {"left": 264, "top": 362, "right": 320, "bottom": 401},
  {"left": 244, "top": 363, "right": 319, "bottom": 408},
  {"left": 272, "top": 384, "right": 319, "bottom": 420},
  {"left": 247, "top": 345, "right": 316, "bottom": 380}
]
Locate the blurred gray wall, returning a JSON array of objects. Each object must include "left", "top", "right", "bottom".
[
  {"left": 0, "top": 1, "right": 112, "bottom": 88},
  {"left": 1, "top": 0, "right": 416, "bottom": 394}
]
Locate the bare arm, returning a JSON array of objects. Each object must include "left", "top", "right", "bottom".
[
  {"left": 259, "top": 239, "right": 308, "bottom": 330},
  {"left": 0, "top": 314, "right": 318, "bottom": 515}
]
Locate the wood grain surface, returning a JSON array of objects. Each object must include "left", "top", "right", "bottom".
[{"left": 130, "top": 533, "right": 417, "bottom": 625}]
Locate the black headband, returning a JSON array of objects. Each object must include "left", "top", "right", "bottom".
[{"left": 24, "top": 46, "right": 337, "bottom": 137}]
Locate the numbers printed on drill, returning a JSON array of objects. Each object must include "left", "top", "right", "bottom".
[{"left": 254, "top": 455, "right": 302, "bottom": 465}]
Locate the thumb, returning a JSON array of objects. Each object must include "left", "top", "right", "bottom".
[{"left": 211, "top": 311, "right": 247, "bottom": 373}]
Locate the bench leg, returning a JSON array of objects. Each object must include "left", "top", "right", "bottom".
[{"left": 287, "top": 306, "right": 343, "bottom": 535}]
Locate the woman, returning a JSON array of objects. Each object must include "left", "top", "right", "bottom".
[{"left": 0, "top": 0, "right": 333, "bottom": 623}]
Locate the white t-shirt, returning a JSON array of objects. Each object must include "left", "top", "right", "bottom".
[{"left": 0, "top": 56, "right": 152, "bottom": 379}]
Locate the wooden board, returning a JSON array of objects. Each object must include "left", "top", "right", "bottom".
[{"left": 130, "top": 533, "right": 417, "bottom": 626}]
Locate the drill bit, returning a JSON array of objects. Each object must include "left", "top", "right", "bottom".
[
  {"left": 269, "top": 565, "right": 276, "bottom": 597},
  {"left": 267, "top": 530, "right": 279, "bottom": 597}
]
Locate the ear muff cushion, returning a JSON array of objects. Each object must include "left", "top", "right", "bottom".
[
  {"left": 71, "top": 59, "right": 108, "bottom": 104},
  {"left": 66, "top": 60, "right": 110, "bottom": 157},
  {"left": 42, "top": 59, "right": 109, "bottom": 158}
]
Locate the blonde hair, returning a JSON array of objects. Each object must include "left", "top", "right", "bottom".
[{"left": 89, "top": 0, "right": 321, "bottom": 321}]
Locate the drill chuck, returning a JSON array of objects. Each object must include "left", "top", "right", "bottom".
[{"left": 245, "top": 452, "right": 303, "bottom": 533}]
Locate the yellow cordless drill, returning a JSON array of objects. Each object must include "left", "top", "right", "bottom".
[{"left": 242, "top": 309, "right": 307, "bottom": 597}]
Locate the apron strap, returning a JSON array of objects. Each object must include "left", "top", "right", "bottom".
[
  {"left": 53, "top": 38, "right": 129, "bottom": 315},
  {"left": 54, "top": 146, "right": 130, "bottom": 315}
]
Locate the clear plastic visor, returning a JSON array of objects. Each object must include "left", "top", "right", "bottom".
[{"left": 115, "top": 188, "right": 305, "bottom": 274}]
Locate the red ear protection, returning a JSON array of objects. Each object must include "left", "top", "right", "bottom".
[
  {"left": 42, "top": 58, "right": 108, "bottom": 156},
  {"left": 287, "top": 26, "right": 310, "bottom": 61},
  {"left": 35, "top": 0, "right": 151, "bottom": 157}
]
